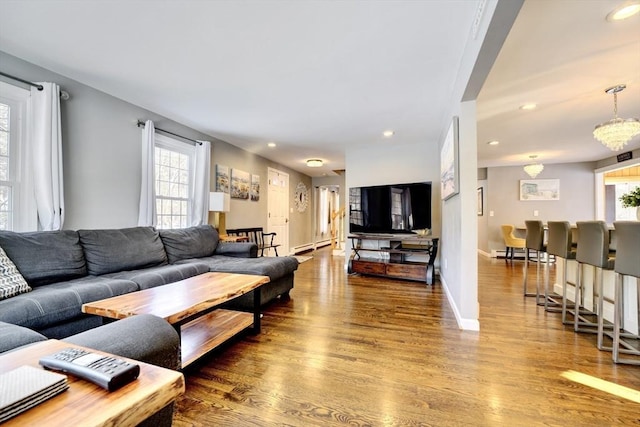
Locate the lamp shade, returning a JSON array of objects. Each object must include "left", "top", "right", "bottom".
[{"left": 209, "top": 192, "right": 230, "bottom": 212}]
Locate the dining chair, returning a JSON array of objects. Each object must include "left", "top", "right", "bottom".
[
  {"left": 573, "top": 221, "right": 615, "bottom": 351},
  {"left": 523, "top": 220, "right": 546, "bottom": 304},
  {"left": 500, "top": 224, "right": 526, "bottom": 261},
  {"left": 611, "top": 221, "right": 640, "bottom": 365},
  {"left": 546, "top": 221, "right": 575, "bottom": 314}
]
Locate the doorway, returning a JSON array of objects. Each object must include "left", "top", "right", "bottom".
[{"left": 267, "top": 168, "right": 289, "bottom": 256}]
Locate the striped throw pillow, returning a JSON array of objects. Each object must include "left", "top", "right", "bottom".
[{"left": 0, "top": 246, "right": 31, "bottom": 300}]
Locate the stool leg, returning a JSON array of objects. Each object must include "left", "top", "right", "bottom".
[
  {"left": 597, "top": 269, "right": 609, "bottom": 350},
  {"left": 574, "top": 263, "right": 582, "bottom": 332},
  {"left": 561, "top": 258, "right": 571, "bottom": 324},
  {"left": 612, "top": 273, "right": 622, "bottom": 362}
]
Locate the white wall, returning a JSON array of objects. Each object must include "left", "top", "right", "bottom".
[
  {"left": 483, "top": 161, "right": 596, "bottom": 254},
  {"left": 0, "top": 50, "right": 314, "bottom": 248}
]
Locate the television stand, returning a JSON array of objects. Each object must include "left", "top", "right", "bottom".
[{"left": 347, "top": 234, "right": 439, "bottom": 285}]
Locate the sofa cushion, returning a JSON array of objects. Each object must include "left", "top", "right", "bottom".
[
  {"left": 79, "top": 227, "right": 168, "bottom": 275},
  {"left": 0, "top": 321, "right": 47, "bottom": 353},
  {"left": 0, "top": 246, "right": 31, "bottom": 300},
  {"left": 0, "top": 230, "right": 87, "bottom": 286},
  {"left": 159, "top": 225, "right": 219, "bottom": 264},
  {"left": 177, "top": 255, "right": 299, "bottom": 281},
  {"left": 0, "top": 276, "right": 139, "bottom": 330},
  {"left": 103, "top": 262, "right": 210, "bottom": 290}
]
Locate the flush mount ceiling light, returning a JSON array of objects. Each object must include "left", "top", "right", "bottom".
[
  {"left": 383, "top": 130, "right": 394, "bottom": 138},
  {"left": 593, "top": 84, "right": 640, "bottom": 151},
  {"left": 606, "top": 1, "right": 640, "bottom": 21},
  {"left": 524, "top": 155, "right": 544, "bottom": 178},
  {"left": 487, "top": 140, "right": 500, "bottom": 146},
  {"left": 267, "top": 142, "right": 276, "bottom": 148},
  {"left": 519, "top": 103, "right": 537, "bottom": 111},
  {"left": 306, "top": 159, "right": 323, "bottom": 168}
]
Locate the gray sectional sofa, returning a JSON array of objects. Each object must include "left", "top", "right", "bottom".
[
  {"left": 1, "top": 314, "right": 181, "bottom": 427},
  {"left": 0, "top": 224, "right": 298, "bottom": 339}
]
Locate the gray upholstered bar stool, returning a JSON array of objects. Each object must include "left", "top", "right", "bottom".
[
  {"left": 573, "top": 221, "right": 615, "bottom": 351},
  {"left": 612, "top": 221, "right": 640, "bottom": 365},
  {"left": 523, "top": 220, "right": 546, "bottom": 304},
  {"left": 546, "top": 221, "right": 575, "bottom": 314}
]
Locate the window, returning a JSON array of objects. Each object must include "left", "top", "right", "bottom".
[
  {"left": 0, "top": 82, "right": 30, "bottom": 231},
  {"left": 154, "top": 134, "right": 194, "bottom": 229},
  {"left": 614, "top": 182, "right": 639, "bottom": 221}
]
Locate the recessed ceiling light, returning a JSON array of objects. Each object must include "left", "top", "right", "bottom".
[
  {"left": 607, "top": 1, "right": 640, "bottom": 21},
  {"left": 487, "top": 140, "right": 500, "bottom": 146},
  {"left": 383, "top": 130, "right": 394, "bottom": 138},
  {"left": 306, "top": 159, "right": 323, "bottom": 167},
  {"left": 519, "top": 103, "right": 537, "bottom": 110},
  {"left": 267, "top": 142, "right": 276, "bottom": 148}
]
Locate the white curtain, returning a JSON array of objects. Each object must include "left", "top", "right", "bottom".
[
  {"left": 31, "top": 82, "right": 64, "bottom": 231},
  {"left": 138, "top": 120, "right": 156, "bottom": 226},
  {"left": 318, "top": 187, "right": 329, "bottom": 235},
  {"left": 190, "top": 140, "right": 211, "bottom": 226}
]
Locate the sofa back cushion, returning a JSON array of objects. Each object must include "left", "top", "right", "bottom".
[
  {"left": 0, "top": 230, "right": 87, "bottom": 286},
  {"left": 79, "top": 227, "right": 167, "bottom": 275},
  {"left": 159, "top": 225, "right": 219, "bottom": 264}
]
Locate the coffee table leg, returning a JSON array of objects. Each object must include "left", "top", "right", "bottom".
[{"left": 253, "top": 287, "right": 261, "bottom": 334}]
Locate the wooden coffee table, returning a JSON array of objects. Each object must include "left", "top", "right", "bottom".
[
  {"left": 82, "top": 272, "right": 270, "bottom": 368},
  {"left": 0, "top": 339, "right": 184, "bottom": 427}
]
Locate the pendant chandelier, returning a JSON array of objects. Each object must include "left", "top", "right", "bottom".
[
  {"left": 524, "top": 155, "right": 544, "bottom": 178},
  {"left": 593, "top": 84, "right": 640, "bottom": 151}
]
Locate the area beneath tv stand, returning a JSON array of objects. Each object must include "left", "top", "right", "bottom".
[{"left": 347, "top": 234, "right": 439, "bottom": 285}]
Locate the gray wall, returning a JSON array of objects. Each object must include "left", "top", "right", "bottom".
[
  {"left": 0, "top": 50, "right": 314, "bottom": 249},
  {"left": 483, "top": 161, "right": 596, "bottom": 254}
]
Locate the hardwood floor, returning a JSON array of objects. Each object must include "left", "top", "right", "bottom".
[{"left": 173, "top": 248, "right": 640, "bottom": 426}]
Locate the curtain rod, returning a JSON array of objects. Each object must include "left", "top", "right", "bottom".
[
  {"left": 0, "top": 71, "right": 44, "bottom": 90},
  {"left": 0, "top": 71, "right": 70, "bottom": 100},
  {"left": 136, "top": 120, "right": 202, "bottom": 145}
]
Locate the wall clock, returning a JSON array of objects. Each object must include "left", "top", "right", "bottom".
[{"left": 294, "top": 182, "right": 308, "bottom": 212}]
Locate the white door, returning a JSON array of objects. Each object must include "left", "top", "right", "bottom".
[{"left": 267, "top": 168, "right": 289, "bottom": 256}]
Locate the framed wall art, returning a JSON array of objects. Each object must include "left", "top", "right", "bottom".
[
  {"left": 230, "top": 168, "right": 250, "bottom": 199},
  {"left": 440, "top": 116, "right": 459, "bottom": 200},
  {"left": 519, "top": 179, "right": 560, "bottom": 201},
  {"left": 250, "top": 174, "right": 260, "bottom": 201},
  {"left": 215, "top": 164, "right": 230, "bottom": 193}
]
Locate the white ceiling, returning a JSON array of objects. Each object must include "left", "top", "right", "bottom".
[{"left": 0, "top": 0, "right": 639, "bottom": 177}]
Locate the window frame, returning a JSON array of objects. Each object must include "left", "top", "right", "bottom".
[
  {"left": 153, "top": 133, "right": 195, "bottom": 229},
  {"left": 0, "top": 82, "right": 34, "bottom": 231}
]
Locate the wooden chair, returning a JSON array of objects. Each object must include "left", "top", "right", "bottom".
[{"left": 226, "top": 227, "right": 280, "bottom": 257}]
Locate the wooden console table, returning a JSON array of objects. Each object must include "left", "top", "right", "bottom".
[
  {"left": 83, "top": 272, "right": 270, "bottom": 368},
  {"left": 0, "top": 340, "right": 184, "bottom": 427},
  {"left": 348, "top": 234, "right": 439, "bottom": 285}
]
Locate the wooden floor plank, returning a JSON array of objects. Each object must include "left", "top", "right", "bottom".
[{"left": 173, "top": 249, "right": 640, "bottom": 426}]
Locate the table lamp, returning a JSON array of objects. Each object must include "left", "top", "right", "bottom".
[{"left": 209, "top": 192, "right": 230, "bottom": 235}]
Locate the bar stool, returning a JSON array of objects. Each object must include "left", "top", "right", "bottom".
[
  {"left": 612, "top": 221, "right": 640, "bottom": 365},
  {"left": 546, "top": 221, "right": 575, "bottom": 314},
  {"left": 573, "top": 221, "right": 615, "bottom": 351},
  {"left": 501, "top": 224, "right": 526, "bottom": 261},
  {"left": 523, "top": 220, "right": 546, "bottom": 304}
]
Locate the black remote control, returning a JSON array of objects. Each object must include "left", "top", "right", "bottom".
[{"left": 39, "top": 348, "right": 140, "bottom": 391}]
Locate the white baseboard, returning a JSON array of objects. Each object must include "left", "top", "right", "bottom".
[
  {"left": 477, "top": 249, "right": 491, "bottom": 258},
  {"left": 292, "top": 243, "right": 314, "bottom": 254},
  {"left": 439, "top": 275, "right": 480, "bottom": 331}
]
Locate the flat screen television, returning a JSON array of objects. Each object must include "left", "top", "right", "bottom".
[{"left": 348, "top": 182, "right": 432, "bottom": 235}]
